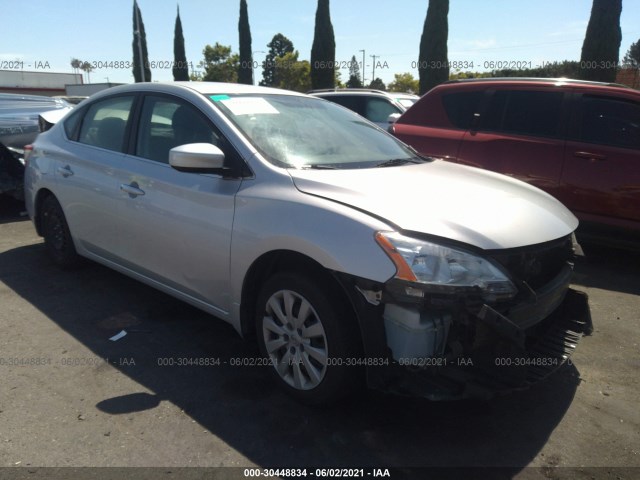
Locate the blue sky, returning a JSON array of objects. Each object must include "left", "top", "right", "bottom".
[{"left": 3, "top": 0, "right": 640, "bottom": 85}]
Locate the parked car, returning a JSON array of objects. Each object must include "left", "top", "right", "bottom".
[
  {"left": 0, "top": 93, "right": 72, "bottom": 200},
  {"left": 391, "top": 78, "right": 640, "bottom": 247},
  {"left": 24, "top": 82, "right": 591, "bottom": 404},
  {"left": 309, "top": 88, "right": 419, "bottom": 129}
]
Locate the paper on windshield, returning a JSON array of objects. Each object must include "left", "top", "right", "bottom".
[{"left": 220, "top": 97, "right": 279, "bottom": 116}]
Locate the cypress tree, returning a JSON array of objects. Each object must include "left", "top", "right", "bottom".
[
  {"left": 238, "top": 0, "right": 253, "bottom": 84},
  {"left": 132, "top": 0, "right": 151, "bottom": 82},
  {"left": 310, "top": 0, "right": 335, "bottom": 89},
  {"left": 418, "top": 0, "right": 449, "bottom": 94},
  {"left": 579, "top": 0, "right": 622, "bottom": 82},
  {"left": 173, "top": 6, "right": 189, "bottom": 81}
]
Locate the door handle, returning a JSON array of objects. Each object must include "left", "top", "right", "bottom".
[
  {"left": 57, "top": 165, "right": 74, "bottom": 177},
  {"left": 574, "top": 151, "right": 607, "bottom": 161},
  {"left": 120, "top": 182, "right": 145, "bottom": 198}
]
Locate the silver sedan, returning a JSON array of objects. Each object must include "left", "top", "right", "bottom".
[{"left": 24, "top": 82, "right": 591, "bottom": 404}]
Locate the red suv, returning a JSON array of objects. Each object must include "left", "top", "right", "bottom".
[{"left": 392, "top": 78, "right": 640, "bottom": 246}]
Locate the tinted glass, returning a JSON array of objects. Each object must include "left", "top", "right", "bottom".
[
  {"left": 578, "top": 95, "right": 640, "bottom": 149},
  {"left": 482, "top": 90, "right": 564, "bottom": 137},
  {"left": 442, "top": 91, "right": 483, "bottom": 129},
  {"left": 211, "top": 94, "right": 418, "bottom": 169},
  {"left": 321, "top": 95, "right": 364, "bottom": 115},
  {"left": 78, "top": 96, "right": 134, "bottom": 152},
  {"left": 135, "top": 96, "right": 219, "bottom": 163}
]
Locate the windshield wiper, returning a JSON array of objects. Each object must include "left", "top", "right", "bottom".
[
  {"left": 375, "top": 157, "right": 425, "bottom": 168},
  {"left": 300, "top": 164, "right": 338, "bottom": 170}
]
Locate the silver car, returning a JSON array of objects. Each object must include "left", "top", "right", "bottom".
[{"left": 24, "top": 82, "right": 591, "bottom": 404}]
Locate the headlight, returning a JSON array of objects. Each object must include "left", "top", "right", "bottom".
[{"left": 375, "top": 231, "right": 517, "bottom": 300}]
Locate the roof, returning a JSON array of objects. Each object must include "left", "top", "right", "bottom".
[
  {"left": 309, "top": 88, "right": 418, "bottom": 98},
  {"left": 89, "top": 81, "right": 309, "bottom": 99},
  {"left": 442, "top": 77, "right": 632, "bottom": 89}
]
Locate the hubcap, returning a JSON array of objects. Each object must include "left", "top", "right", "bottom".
[{"left": 262, "top": 289, "right": 328, "bottom": 390}]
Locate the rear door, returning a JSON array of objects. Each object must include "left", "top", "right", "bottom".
[
  {"left": 55, "top": 95, "right": 136, "bottom": 260},
  {"left": 562, "top": 90, "right": 640, "bottom": 228},
  {"left": 457, "top": 88, "right": 569, "bottom": 202}
]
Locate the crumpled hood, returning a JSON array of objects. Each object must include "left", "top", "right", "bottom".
[{"left": 289, "top": 160, "right": 578, "bottom": 250}]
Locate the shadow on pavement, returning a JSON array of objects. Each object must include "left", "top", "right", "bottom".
[
  {"left": 0, "top": 240, "right": 582, "bottom": 475},
  {"left": 572, "top": 242, "right": 640, "bottom": 296}
]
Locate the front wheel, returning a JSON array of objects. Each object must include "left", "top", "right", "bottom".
[{"left": 256, "top": 272, "right": 363, "bottom": 405}]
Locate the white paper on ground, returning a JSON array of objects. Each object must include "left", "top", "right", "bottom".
[{"left": 109, "top": 330, "right": 127, "bottom": 341}]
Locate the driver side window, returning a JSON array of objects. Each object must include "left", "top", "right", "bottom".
[{"left": 135, "top": 96, "right": 220, "bottom": 164}]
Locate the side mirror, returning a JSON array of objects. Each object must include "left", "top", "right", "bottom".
[
  {"left": 169, "top": 143, "right": 227, "bottom": 174},
  {"left": 387, "top": 113, "right": 401, "bottom": 124}
]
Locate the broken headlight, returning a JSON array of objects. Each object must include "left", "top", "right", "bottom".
[{"left": 375, "top": 231, "right": 517, "bottom": 301}]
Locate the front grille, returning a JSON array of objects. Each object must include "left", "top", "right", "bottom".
[{"left": 489, "top": 235, "right": 574, "bottom": 290}]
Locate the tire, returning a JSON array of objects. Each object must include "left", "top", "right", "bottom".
[
  {"left": 40, "top": 195, "right": 81, "bottom": 269},
  {"left": 255, "top": 272, "right": 363, "bottom": 405}
]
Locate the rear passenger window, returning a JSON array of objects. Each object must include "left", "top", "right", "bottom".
[
  {"left": 63, "top": 107, "right": 84, "bottom": 140},
  {"left": 481, "top": 90, "right": 564, "bottom": 138},
  {"left": 78, "top": 96, "right": 134, "bottom": 152},
  {"left": 577, "top": 95, "right": 640, "bottom": 149},
  {"left": 442, "top": 91, "right": 483, "bottom": 129},
  {"left": 324, "top": 96, "right": 365, "bottom": 116}
]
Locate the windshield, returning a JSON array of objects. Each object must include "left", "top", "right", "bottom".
[
  {"left": 209, "top": 94, "right": 419, "bottom": 169},
  {"left": 396, "top": 97, "right": 418, "bottom": 108}
]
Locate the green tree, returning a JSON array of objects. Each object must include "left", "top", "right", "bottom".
[
  {"left": 173, "top": 6, "right": 189, "bottom": 81},
  {"left": 238, "top": 0, "right": 253, "bottom": 84},
  {"left": 273, "top": 51, "right": 311, "bottom": 92},
  {"left": 489, "top": 60, "right": 582, "bottom": 79},
  {"left": 310, "top": 0, "right": 335, "bottom": 89},
  {"left": 623, "top": 39, "right": 640, "bottom": 67},
  {"left": 260, "top": 33, "right": 294, "bottom": 86},
  {"left": 368, "top": 78, "right": 386, "bottom": 91},
  {"left": 132, "top": 0, "right": 151, "bottom": 82},
  {"left": 449, "top": 70, "right": 493, "bottom": 80},
  {"left": 388, "top": 73, "right": 419, "bottom": 93},
  {"left": 201, "top": 43, "right": 239, "bottom": 83},
  {"left": 579, "top": 0, "right": 622, "bottom": 82},
  {"left": 418, "top": 0, "right": 449, "bottom": 94},
  {"left": 334, "top": 69, "right": 344, "bottom": 88},
  {"left": 346, "top": 55, "right": 362, "bottom": 88}
]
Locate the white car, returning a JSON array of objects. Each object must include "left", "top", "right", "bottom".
[
  {"left": 24, "top": 82, "right": 591, "bottom": 404},
  {"left": 309, "top": 89, "right": 419, "bottom": 129}
]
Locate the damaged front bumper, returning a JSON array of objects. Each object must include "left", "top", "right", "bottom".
[{"left": 340, "top": 260, "right": 593, "bottom": 401}]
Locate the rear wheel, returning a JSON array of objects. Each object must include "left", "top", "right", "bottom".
[
  {"left": 40, "top": 195, "right": 80, "bottom": 269},
  {"left": 256, "top": 272, "right": 363, "bottom": 405}
]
